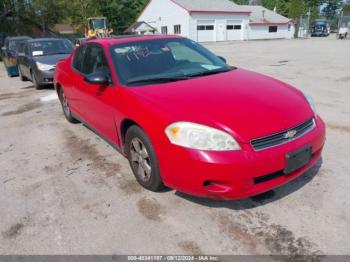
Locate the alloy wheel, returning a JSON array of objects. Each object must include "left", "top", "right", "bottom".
[
  {"left": 130, "top": 137, "right": 152, "bottom": 182},
  {"left": 61, "top": 91, "right": 70, "bottom": 117}
]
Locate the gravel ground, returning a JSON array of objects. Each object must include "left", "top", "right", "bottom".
[{"left": 0, "top": 35, "right": 349, "bottom": 255}]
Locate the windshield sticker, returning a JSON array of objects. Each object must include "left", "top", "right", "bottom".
[
  {"left": 114, "top": 47, "right": 151, "bottom": 61},
  {"left": 128, "top": 47, "right": 150, "bottom": 60},
  {"left": 201, "top": 64, "right": 222, "bottom": 70},
  {"left": 31, "top": 42, "right": 43, "bottom": 47},
  {"left": 160, "top": 46, "right": 170, "bottom": 52},
  {"left": 32, "top": 51, "right": 43, "bottom": 56}
]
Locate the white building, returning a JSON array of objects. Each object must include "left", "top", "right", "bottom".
[{"left": 137, "top": 0, "right": 295, "bottom": 42}]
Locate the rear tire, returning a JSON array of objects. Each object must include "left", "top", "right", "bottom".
[
  {"left": 58, "top": 87, "right": 79, "bottom": 124},
  {"left": 125, "top": 126, "right": 165, "bottom": 192}
]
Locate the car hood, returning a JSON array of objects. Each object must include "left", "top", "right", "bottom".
[
  {"left": 33, "top": 54, "right": 70, "bottom": 65},
  {"left": 128, "top": 68, "right": 314, "bottom": 143}
]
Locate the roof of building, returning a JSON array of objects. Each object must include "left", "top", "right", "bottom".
[
  {"left": 124, "top": 21, "right": 156, "bottom": 34},
  {"left": 52, "top": 24, "right": 74, "bottom": 33},
  {"left": 171, "top": 0, "right": 251, "bottom": 14},
  {"left": 241, "top": 5, "right": 291, "bottom": 24}
]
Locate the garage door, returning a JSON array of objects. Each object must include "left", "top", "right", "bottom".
[
  {"left": 197, "top": 20, "right": 215, "bottom": 42},
  {"left": 227, "top": 21, "right": 242, "bottom": 40}
]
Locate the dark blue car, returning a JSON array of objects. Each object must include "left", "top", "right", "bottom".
[{"left": 1, "top": 36, "right": 31, "bottom": 77}]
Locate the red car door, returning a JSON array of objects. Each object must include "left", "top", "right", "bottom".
[
  {"left": 77, "top": 44, "right": 119, "bottom": 144},
  {"left": 67, "top": 45, "right": 87, "bottom": 117}
]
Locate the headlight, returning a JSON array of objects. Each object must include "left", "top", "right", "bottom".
[
  {"left": 302, "top": 91, "right": 316, "bottom": 114},
  {"left": 165, "top": 122, "right": 241, "bottom": 151},
  {"left": 36, "top": 62, "right": 55, "bottom": 71}
]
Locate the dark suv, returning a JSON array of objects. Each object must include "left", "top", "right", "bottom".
[{"left": 311, "top": 20, "right": 330, "bottom": 37}]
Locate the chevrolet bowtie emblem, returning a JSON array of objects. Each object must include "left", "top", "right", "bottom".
[{"left": 284, "top": 130, "right": 297, "bottom": 139}]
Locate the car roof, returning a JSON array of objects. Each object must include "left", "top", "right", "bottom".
[
  {"left": 27, "top": 38, "right": 68, "bottom": 43},
  {"left": 84, "top": 34, "right": 184, "bottom": 47},
  {"left": 6, "top": 36, "right": 31, "bottom": 41}
]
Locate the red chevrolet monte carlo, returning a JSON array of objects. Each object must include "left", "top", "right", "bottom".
[{"left": 54, "top": 35, "right": 325, "bottom": 200}]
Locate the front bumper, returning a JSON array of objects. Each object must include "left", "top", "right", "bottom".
[
  {"left": 157, "top": 117, "right": 326, "bottom": 200},
  {"left": 311, "top": 32, "right": 328, "bottom": 36},
  {"left": 35, "top": 69, "right": 54, "bottom": 84}
]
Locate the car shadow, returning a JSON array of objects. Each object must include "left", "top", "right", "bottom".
[
  {"left": 20, "top": 84, "right": 54, "bottom": 90},
  {"left": 175, "top": 159, "right": 323, "bottom": 210},
  {"left": 20, "top": 85, "right": 35, "bottom": 89}
]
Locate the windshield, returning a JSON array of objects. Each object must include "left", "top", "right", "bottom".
[
  {"left": 9, "top": 39, "right": 29, "bottom": 51},
  {"left": 90, "top": 19, "right": 106, "bottom": 30},
  {"left": 313, "top": 21, "right": 327, "bottom": 26},
  {"left": 110, "top": 38, "right": 232, "bottom": 86},
  {"left": 30, "top": 39, "right": 73, "bottom": 57}
]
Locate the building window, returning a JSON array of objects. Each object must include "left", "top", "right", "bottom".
[
  {"left": 227, "top": 25, "right": 241, "bottom": 30},
  {"left": 174, "top": 25, "right": 181, "bottom": 34},
  {"left": 269, "top": 26, "right": 278, "bottom": 33},
  {"left": 197, "top": 25, "right": 214, "bottom": 31},
  {"left": 161, "top": 26, "right": 168, "bottom": 35}
]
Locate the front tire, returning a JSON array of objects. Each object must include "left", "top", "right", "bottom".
[
  {"left": 18, "top": 66, "right": 27, "bottom": 81},
  {"left": 31, "top": 71, "right": 42, "bottom": 89},
  {"left": 58, "top": 88, "right": 79, "bottom": 124},
  {"left": 125, "top": 126, "right": 165, "bottom": 192}
]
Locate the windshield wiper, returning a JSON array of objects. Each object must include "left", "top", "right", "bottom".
[
  {"left": 46, "top": 51, "right": 71, "bottom": 55},
  {"left": 187, "top": 67, "right": 235, "bottom": 78},
  {"left": 127, "top": 76, "right": 189, "bottom": 85}
]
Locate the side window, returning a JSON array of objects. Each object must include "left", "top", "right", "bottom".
[
  {"left": 24, "top": 44, "right": 30, "bottom": 56},
  {"left": 269, "top": 26, "right": 278, "bottom": 33},
  {"left": 4, "top": 39, "right": 9, "bottom": 49},
  {"left": 72, "top": 45, "right": 86, "bottom": 72},
  {"left": 81, "top": 45, "right": 110, "bottom": 77},
  {"left": 18, "top": 43, "right": 25, "bottom": 54}
]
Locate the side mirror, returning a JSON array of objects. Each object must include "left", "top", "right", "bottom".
[
  {"left": 218, "top": 56, "right": 227, "bottom": 63},
  {"left": 84, "top": 72, "right": 109, "bottom": 86},
  {"left": 1, "top": 46, "right": 6, "bottom": 52}
]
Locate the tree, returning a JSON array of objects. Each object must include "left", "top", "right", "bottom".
[
  {"left": 304, "top": 0, "right": 322, "bottom": 21},
  {"left": 288, "top": 0, "right": 305, "bottom": 37},
  {"left": 289, "top": 0, "right": 305, "bottom": 19},
  {"left": 342, "top": 1, "right": 350, "bottom": 14},
  {"left": 58, "top": 0, "right": 98, "bottom": 33},
  {"left": 29, "top": 0, "right": 63, "bottom": 33},
  {"left": 321, "top": 0, "right": 342, "bottom": 20},
  {"left": 96, "top": 0, "right": 147, "bottom": 34}
]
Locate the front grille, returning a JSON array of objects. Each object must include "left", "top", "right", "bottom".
[
  {"left": 254, "top": 170, "right": 285, "bottom": 184},
  {"left": 251, "top": 118, "right": 315, "bottom": 151}
]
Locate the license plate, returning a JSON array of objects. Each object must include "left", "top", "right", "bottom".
[{"left": 284, "top": 145, "right": 312, "bottom": 174}]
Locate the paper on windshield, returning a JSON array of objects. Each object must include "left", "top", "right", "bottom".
[
  {"left": 32, "top": 51, "right": 43, "bottom": 56},
  {"left": 201, "top": 64, "right": 222, "bottom": 70}
]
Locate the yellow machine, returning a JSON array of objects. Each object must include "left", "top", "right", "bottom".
[{"left": 86, "top": 17, "right": 113, "bottom": 38}]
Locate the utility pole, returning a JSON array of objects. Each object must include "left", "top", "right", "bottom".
[{"left": 307, "top": 9, "right": 311, "bottom": 38}]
